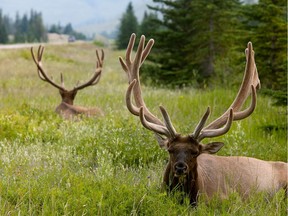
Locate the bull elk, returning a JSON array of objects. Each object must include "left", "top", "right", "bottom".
[
  {"left": 119, "top": 33, "right": 287, "bottom": 205},
  {"left": 31, "top": 45, "right": 104, "bottom": 119}
]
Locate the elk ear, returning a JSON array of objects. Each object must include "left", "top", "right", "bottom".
[
  {"left": 201, "top": 142, "right": 224, "bottom": 154},
  {"left": 155, "top": 133, "right": 169, "bottom": 149}
]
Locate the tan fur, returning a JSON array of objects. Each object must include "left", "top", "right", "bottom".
[
  {"left": 55, "top": 102, "right": 104, "bottom": 120},
  {"left": 197, "top": 154, "right": 287, "bottom": 199}
]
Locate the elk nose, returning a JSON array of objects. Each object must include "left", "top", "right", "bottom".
[{"left": 174, "top": 162, "right": 188, "bottom": 175}]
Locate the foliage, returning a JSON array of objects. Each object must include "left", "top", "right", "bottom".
[
  {"left": 145, "top": 0, "right": 243, "bottom": 88},
  {"left": 14, "top": 10, "right": 48, "bottom": 43},
  {"left": 49, "top": 23, "right": 87, "bottom": 40},
  {"left": 116, "top": 2, "right": 139, "bottom": 49},
  {"left": 242, "top": 0, "right": 287, "bottom": 105},
  {"left": 143, "top": 0, "right": 287, "bottom": 94},
  {"left": 138, "top": 11, "right": 160, "bottom": 40},
  {"left": 0, "top": 43, "right": 286, "bottom": 214},
  {"left": 0, "top": 9, "right": 86, "bottom": 43},
  {"left": 0, "top": 10, "right": 8, "bottom": 44}
]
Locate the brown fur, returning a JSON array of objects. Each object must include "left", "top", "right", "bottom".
[
  {"left": 163, "top": 135, "right": 288, "bottom": 205},
  {"left": 55, "top": 89, "right": 103, "bottom": 119}
]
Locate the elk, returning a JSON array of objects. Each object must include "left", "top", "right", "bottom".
[
  {"left": 119, "top": 33, "right": 287, "bottom": 205},
  {"left": 31, "top": 45, "right": 104, "bottom": 119}
]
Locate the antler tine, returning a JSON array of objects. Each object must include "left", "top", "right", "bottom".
[
  {"left": 198, "top": 109, "right": 233, "bottom": 141},
  {"left": 60, "top": 73, "right": 65, "bottom": 88},
  {"left": 191, "top": 107, "right": 211, "bottom": 139},
  {"left": 139, "top": 107, "right": 171, "bottom": 136},
  {"left": 202, "top": 41, "right": 260, "bottom": 131},
  {"left": 159, "top": 106, "right": 178, "bottom": 138},
  {"left": 126, "top": 79, "right": 140, "bottom": 116},
  {"left": 95, "top": 49, "right": 104, "bottom": 68},
  {"left": 31, "top": 46, "right": 66, "bottom": 91},
  {"left": 73, "top": 48, "right": 104, "bottom": 90},
  {"left": 31, "top": 46, "right": 45, "bottom": 81},
  {"left": 121, "top": 33, "right": 177, "bottom": 139}
]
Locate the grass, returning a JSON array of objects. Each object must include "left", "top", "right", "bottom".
[{"left": 0, "top": 42, "right": 286, "bottom": 215}]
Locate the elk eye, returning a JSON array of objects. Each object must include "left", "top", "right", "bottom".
[{"left": 191, "top": 151, "right": 199, "bottom": 158}]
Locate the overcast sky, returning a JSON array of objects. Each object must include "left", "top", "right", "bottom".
[{"left": 0, "top": 0, "right": 154, "bottom": 35}]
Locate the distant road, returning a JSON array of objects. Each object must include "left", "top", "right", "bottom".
[
  {"left": 0, "top": 42, "right": 70, "bottom": 50},
  {"left": 0, "top": 43, "right": 41, "bottom": 49}
]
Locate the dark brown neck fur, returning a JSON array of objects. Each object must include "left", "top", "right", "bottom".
[{"left": 164, "top": 161, "right": 199, "bottom": 206}]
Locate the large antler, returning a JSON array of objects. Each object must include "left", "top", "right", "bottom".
[
  {"left": 119, "top": 33, "right": 178, "bottom": 139},
  {"left": 120, "top": 34, "right": 259, "bottom": 143},
  {"left": 73, "top": 49, "right": 104, "bottom": 91},
  {"left": 31, "top": 45, "right": 65, "bottom": 91},
  {"left": 31, "top": 45, "right": 104, "bottom": 91},
  {"left": 191, "top": 42, "right": 260, "bottom": 141}
]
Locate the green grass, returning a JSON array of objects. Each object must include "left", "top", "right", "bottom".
[{"left": 0, "top": 42, "right": 286, "bottom": 215}]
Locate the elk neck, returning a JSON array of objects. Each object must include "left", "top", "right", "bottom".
[
  {"left": 164, "top": 155, "right": 199, "bottom": 205},
  {"left": 59, "top": 89, "right": 78, "bottom": 105}
]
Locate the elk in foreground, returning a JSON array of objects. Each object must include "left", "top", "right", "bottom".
[
  {"left": 119, "top": 33, "right": 287, "bottom": 205},
  {"left": 31, "top": 45, "right": 104, "bottom": 119}
]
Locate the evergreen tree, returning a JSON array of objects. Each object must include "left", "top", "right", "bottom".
[
  {"left": 49, "top": 23, "right": 62, "bottom": 34},
  {"left": 14, "top": 10, "right": 47, "bottom": 43},
  {"left": 0, "top": 10, "right": 8, "bottom": 43},
  {"left": 138, "top": 11, "right": 159, "bottom": 39},
  {"left": 146, "top": 0, "right": 243, "bottom": 87},
  {"left": 3, "top": 14, "right": 13, "bottom": 39},
  {"left": 63, "top": 23, "right": 73, "bottom": 35},
  {"left": 28, "top": 10, "right": 47, "bottom": 42},
  {"left": 116, "top": 2, "right": 138, "bottom": 49},
  {"left": 242, "top": 0, "right": 286, "bottom": 104},
  {"left": 146, "top": 0, "right": 196, "bottom": 87},
  {"left": 14, "top": 12, "right": 24, "bottom": 42}
]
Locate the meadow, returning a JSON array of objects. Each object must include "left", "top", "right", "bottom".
[{"left": 0, "top": 42, "right": 286, "bottom": 215}]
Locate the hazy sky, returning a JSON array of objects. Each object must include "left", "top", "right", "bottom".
[{"left": 0, "top": 0, "right": 154, "bottom": 35}]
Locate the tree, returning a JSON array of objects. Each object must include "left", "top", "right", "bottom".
[
  {"left": 63, "top": 23, "right": 73, "bottom": 35},
  {"left": 138, "top": 11, "right": 159, "bottom": 39},
  {"left": 49, "top": 23, "right": 62, "bottom": 34},
  {"left": 116, "top": 2, "right": 138, "bottom": 49},
  {"left": 145, "top": 0, "right": 196, "bottom": 87},
  {"left": 146, "top": 0, "right": 243, "bottom": 87},
  {"left": 28, "top": 10, "right": 47, "bottom": 42},
  {"left": 14, "top": 10, "right": 47, "bottom": 43},
  {"left": 0, "top": 10, "right": 8, "bottom": 43},
  {"left": 242, "top": 0, "right": 287, "bottom": 105},
  {"left": 14, "top": 12, "right": 25, "bottom": 42}
]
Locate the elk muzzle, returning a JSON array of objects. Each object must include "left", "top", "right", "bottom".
[{"left": 174, "top": 161, "right": 188, "bottom": 177}]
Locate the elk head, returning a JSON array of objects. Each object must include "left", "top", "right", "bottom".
[
  {"left": 120, "top": 34, "right": 260, "bottom": 204},
  {"left": 31, "top": 45, "right": 104, "bottom": 119}
]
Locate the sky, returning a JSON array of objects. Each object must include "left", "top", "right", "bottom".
[{"left": 0, "top": 0, "right": 154, "bottom": 36}]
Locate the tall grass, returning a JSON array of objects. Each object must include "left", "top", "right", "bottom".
[{"left": 0, "top": 42, "right": 286, "bottom": 215}]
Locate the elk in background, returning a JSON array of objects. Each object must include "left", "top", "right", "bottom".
[
  {"left": 120, "top": 33, "right": 287, "bottom": 205},
  {"left": 31, "top": 45, "right": 104, "bottom": 119}
]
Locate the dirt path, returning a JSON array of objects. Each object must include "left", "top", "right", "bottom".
[{"left": 0, "top": 43, "right": 42, "bottom": 50}]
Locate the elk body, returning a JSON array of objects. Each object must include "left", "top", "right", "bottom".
[
  {"left": 119, "top": 33, "right": 287, "bottom": 205},
  {"left": 31, "top": 46, "right": 104, "bottom": 119}
]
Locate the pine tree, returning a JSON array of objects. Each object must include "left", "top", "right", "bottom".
[
  {"left": 14, "top": 12, "right": 24, "bottom": 43},
  {"left": 0, "top": 10, "right": 8, "bottom": 43},
  {"left": 116, "top": 2, "right": 138, "bottom": 49},
  {"left": 28, "top": 10, "right": 47, "bottom": 42},
  {"left": 146, "top": 0, "right": 243, "bottom": 87},
  {"left": 138, "top": 11, "right": 159, "bottom": 39},
  {"left": 242, "top": 0, "right": 286, "bottom": 105},
  {"left": 146, "top": 0, "right": 196, "bottom": 87}
]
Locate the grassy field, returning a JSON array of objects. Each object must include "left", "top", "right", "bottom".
[{"left": 0, "top": 42, "right": 286, "bottom": 215}]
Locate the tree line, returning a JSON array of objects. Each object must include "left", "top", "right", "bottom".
[
  {"left": 0, "top": 9, "right": 86, "bottom": 44},
  {"left": 116, "top": 0, "right": 286, "bottom": 105}
]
